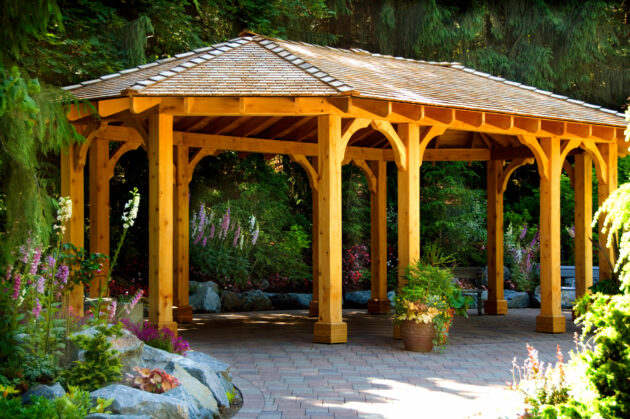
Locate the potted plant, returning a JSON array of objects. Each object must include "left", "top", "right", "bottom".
[{"left": 394, "top": 259, "right": 472, "bottom": 352}]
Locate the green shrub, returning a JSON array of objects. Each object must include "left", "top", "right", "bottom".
[{"left": 61, "top": 324, "right": 123, "bottom": 392}]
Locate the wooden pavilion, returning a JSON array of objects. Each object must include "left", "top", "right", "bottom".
[{"left": 63, "top": 33, "right": 628, "bottom": 343}]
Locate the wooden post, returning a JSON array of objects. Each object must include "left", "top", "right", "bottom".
[
  {"left": 537, "top": 138, "right": 565, "bottom": 333},
  {"left": 574, "top": 153, "right": 593, "bottom": 298},
  {"left": 89, "top": 139, "right": 110, "bottom": 297},
  {"left": 148, "top": 112, "right": 177, "bottom": 334},
  {"left": 173, "top": 145, "right": 193, "bottom": 323},
  {"left": 313, "top": 115, "right": 347, "bottom": 343},
  {"left": 61, "top": 144, "right": 85, "bottom": 316},
  {"left": 309, "top": 178, "right": 320, "bottom": 317},
  {"left": 368, "top": 160, "right": 390, "bottom": 314},
  {"left": 396, "top": 124, "right": 420, "bottom": 338},
  {"left": 484, "top": 160, "right": 508, "bottom": 314},
  {"left": 597, "top": 143, "right": 618, "bottom": 282}
]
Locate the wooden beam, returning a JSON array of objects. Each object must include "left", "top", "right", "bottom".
[
  {"left": 89, "top": 139, "right": 110, "bottom": 298},
  {"left": 291, "top": 154, "right": 319, "bottom": 192},
  {"left": 562, "top": 160, "right": 575, "bottom": 188},
  {"left": 418, "top": 125, "right": 447, "bottom": 165},
  {"left": 484, "top": 113, "right": 513, "bottom": 130},
  {"left": 423, "top": 106, "right": 453, "bottom": 125},
  {"left": 422, "top": 148, "right": 491, "bottom": 161},
  {"left": 596, "top": 142, "right": 618, "bottom": 282},
  {"left": 130, "top": 97, "right": 162, "bottom": 114},
  {"left": 367, "top": 160, "right": 390, "bottom": 314},
  {"left": 173, "top": 145, "right": 193, "bottom": 323},
  {"left": 566, "top": 122, "right": 591, "bottom": 139},
  {"left": 485, "top": 160, "right": 507, "bottom": 315},
  {"left": 351, "top": 159, "right": 377, "bottom": 194},
  {"left": 517, "top": 135, "right": 549, "bottom": 180},
  {"left": 574, "top": 153, "right": 592, "bottom": 299},
  {"left": 352, "top": 98, "right": 392, "bottom": 118},
  {"left": 455, "top": 110, "right": 484, "bottom": 127},
  {"left": 98, "top": 98, "right": 130, "bottom": 117},
  {"left": 106, "top": 142, "right": 141, "bottom": 179},
  {"left": 340, "top": 118, "right": 371, "bottom": 150},
  {"left": 514, "top": 116, "right": 541, "bottom": 133},
  {"left": 540, "top": 120, "right": 566, "bottom": 137},
  {"left": 309, "top": 157, "right": 320, "bottom": 317},
  {"left": 371, "top": 120, "right": 406, "bottom": 170},
  {"left": 148, "top": 112, "right": 177, "bottom": 334},
  {"left": 537, "top": 137, "right": 565, "bottom": 333},
  {"left": 314, "top": 115, "right": 347, "bottom": 344},
  {"left": 498, "top": 158, "right": 534, "bottom": 194}
]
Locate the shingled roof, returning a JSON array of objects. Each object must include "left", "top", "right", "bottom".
[{"left": 63, "top": 34, "right": 626, "bottom": 127}]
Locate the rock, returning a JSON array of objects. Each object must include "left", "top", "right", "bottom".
[
  {"left": 293, "top": 293, "right": 313, "bottom": 308},
  {"left": 344, "top": 290, "right": 371, "bottom": 307},
  {"left": 22, "top": 383, "right": 65, "bottom": 404},
  {"left": 388, "top": 291, "right": 396, "bottom": 308},
  {"left": 481, "top": 266, "right": 510, "bottom": 286},
  {"left": 139, "top": 345, "right": 182, "bottom": 372},
  {"left": 164, "top": 362, "right": 220, "bottom": 415},
  {"left": 189, "top": 281, "right": 219, "bottom": 294},
  {"left": 267, "top": 293, "right": 312, "bottom": 309},
  {"left": 72, "top": 327, "right": 144, "bottom": 371},
  {"left": 189, "top": 285, "right": 221, "bottom": 313},
  {"left": 221, "top": 291, "right": 247, "bottom": 311},
  {"left": 169, "top": 358, "right": 229, "bottom": 407},
  {"left": 87, "top": 414, "right": 151, "bottom": 419},
  {"left": 185, "top": 350, "right": 231, "bottom": 380},
  {"left": 533, "top": 286, "right": 576, "bottom": 308},
  {"left": 164, "top": 386, "right": 212, "bottom": 419},
  {"left": 242, "top": 290, "right": 273, "bottom": 311},
  {"left": 504, "top": 290, "right": 530, "bottom": 308},
  {"left": 90, "top": 384, "right": 189, "bottom": 419}
]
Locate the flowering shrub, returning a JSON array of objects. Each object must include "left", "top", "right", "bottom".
[
  {"left": 126, "top": 367, "right": 180, "bottom": 394},
  {"left": 504, "top": 223, "right": 540, "bottom": 292},
  {"left": 122, "top": 320, "right": 189, "bottom": 355},
  {"left": 342, "top": 244, "right": 371, "bottom": 291}
]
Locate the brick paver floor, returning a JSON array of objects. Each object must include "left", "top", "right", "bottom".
[{"left": 180, "top": 308, "right": 579, "bottom": 419}]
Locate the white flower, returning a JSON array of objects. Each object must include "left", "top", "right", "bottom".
[
  {"left": 121, "top": 187, "right": 141, "bottom": 229},
  {"left": 55, "top": 196, "right": 72, "bottom": 236}
]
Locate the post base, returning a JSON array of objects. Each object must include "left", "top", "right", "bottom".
[
  {"left": 484, "top": 299, "right": 508, "bottom": 315},
  {"left": 313, "top": 321, "right": 347, "bottom": 344},
  {"left": 151, "top": 321, "right": 179, "bottom": 336},
  {"left": 308, "top": 301, "right": 319, "bottom": 317},
  {"left": 367, "top": 299, "right": 391, "bottom": 314},
  {"left": 393, "top": 324, "right": 401, "bottom": 340},
  {"left": 536, "top": 314, "right": 566, "bottom": 333},
  {"left": 173, "top": 305, "right": 193, "bottom": 323}
]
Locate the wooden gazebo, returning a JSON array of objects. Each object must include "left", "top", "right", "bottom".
[{"left": 63, "top": 33, "right": 628, "bottom": 343}]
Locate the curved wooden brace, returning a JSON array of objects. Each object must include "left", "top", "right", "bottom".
[
  {"left": 290, "top": 154, "right": 319, "bottom": 192},
  {"left": 517, "top": 134, "right": 549, "bottom": 180},
  {"left": 498, "top": 158, "right": 534, "bottom": 194},
  {"left": 419, "top": 125, "right": 448, "bottom": 165},
  {"left": 370, "top": 120, "right": 407, "bottom": 171},
  {"left": 341, "top": 156, "right": 352, "bottom": 166},
  {"left": 351, "top": 159, "right": 377, "bottom": 194},
  {"left": 340, "top": 118, "right": 371, "bottom": 151},
  {"left": 106, "top": 141, "right": 142, "bottom": 179},
  {"left": 185, "top": 148, "right": 220, "bottom": 184},
  {"left": 582, "top": 141, "right": 608, "bottom": 185},
  {"left": 562, "top": 160, "right": 575, "bottom": 189},
  {"left": 559, "top": 139, "right": 581, "bottom": 168},
  {"left": 76, "top": 122, "right": 108, "bottom": 171}
]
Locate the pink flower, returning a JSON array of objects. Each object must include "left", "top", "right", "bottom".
[
  {"left": 30, "top": 248, "right": 42, "bottom": 275},
  {"left": 56, "top": 265, "right": 69, "bottom": 284},
  {"left": 202, "top": 236, "right": 208, "bottom": 247},
  {"left": 233, "top": 225, "right": 241, "bottom": 247},
  {"left": 125, "top": 289, "right": 144, "bottom": 314},
  {"left": 252, "top": 227, "right": 259, "bottom": 245},
  {"left": 36, "top": 276, "right": 45, "bottom": 294},
  {"left": 209, "top": 224, "right": 215, "bottom": 239},
  {"left": 12, "top": 273, "right": 21, "bottom": 299},
  {"left": 109, "top": 300, "right": 117, "bottom": 323},
  {"left": 33, "top": 298, "right": 42, "bottom": 318}
]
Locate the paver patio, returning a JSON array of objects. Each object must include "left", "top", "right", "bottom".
[{"left": 180, "top": 308, "right": 579, "bottom": 418}]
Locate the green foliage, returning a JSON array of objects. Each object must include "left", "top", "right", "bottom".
[
  {"left": 61, "top": 324, "right": 123, "bottom": 392},
  {"left": 504, "top": 223, "right": 540, "bottom": 292}
]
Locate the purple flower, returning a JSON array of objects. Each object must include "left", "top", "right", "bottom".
[
  {"left": 221, "top": 210, "right": 230, "bottom": 238},
  {"left": 46, "top": 255, "right": 55, "bottom": 271},
  {"left": 209, "top": 224, "right": 215, "bottom": 239},
  {"left": 202, "top": 236, "right": 208, "bottom": 247},
  {"left": 198, "top": 205, "right": 207, "bottom": 231},
  {"left": 194, "top": 231, "right": 203, "bottom": 245},
  {"left": 32, "top": 298, "right": 42, "bottom": 318},
  {"left": 30, "top": 248, "right": 42, "bottom": 275},
  {"left": 12, "top": 273, "right": 21, "bottom": 299},
  {"left": 5, "top": 265, "right": 13, "bottom": 282},
  {"left": 19, "top": 245, "right": 28, "bottom": 263},
  {"left": 108, "top": 300, "right": 117, "bottom": 323},
  {"left": 252, "top": 227, "right": 259, "bottom": 245},
  {"left": 36, "top": 276, "right": 45, "bottom": 294},
  {"left": 233, "top": 225, "right": 241, "bottom": 247},
  {"left": 56, "top": 264, "right": 69, "bottom": 284},
  {"left": 125, "top": 289, "right": 144, "bottom": 314},
  {"left": 519, "top": 227, "right": 528, "bottom": 241}
]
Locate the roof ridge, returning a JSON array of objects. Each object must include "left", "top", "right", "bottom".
[
  {"left": 254, "top": 33, "right": 625, "bottom": 120},
  {"left": 251, "top": 36, "right": 355, "bottom": 95},
  {"left": 62, "top": 37, "right": 255, "bottom": 93}
]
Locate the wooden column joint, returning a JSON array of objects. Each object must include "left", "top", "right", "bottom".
[
  {"left": 370, "top": 120, "right": 406, "bottom": 170},
  {"left": 290, "top": 154, "right": 319, "bottom": 192},
  {"left": 517, "top": 134, "right": 549, "bottom": 180}
]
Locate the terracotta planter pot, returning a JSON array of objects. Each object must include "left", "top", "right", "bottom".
[{"left": 400, "top": 320, "right": 435, "bottom": 352}]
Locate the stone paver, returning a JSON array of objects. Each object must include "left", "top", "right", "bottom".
[{"left": 180, "top": 309, "right": 579, "bottom": 419}]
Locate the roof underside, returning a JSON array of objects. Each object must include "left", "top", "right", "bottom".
[{"left": 64, "top": 35, "right": 626, "bottom": 128}]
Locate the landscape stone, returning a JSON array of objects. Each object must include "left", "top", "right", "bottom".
[
  {"left": 139, "top": 345, "right": 182, "bottom": 371},
  {"left": 533, "top": 286, "right": 576, "bottom": 308},
  {"left": 185, "top": 350, "right": 231, "bottom": 379},
  {"left": 72, "top": 327, "right": 144, "bottom": 371},
  {"left": 293, "top": 293, "right": 313, "bottom": 308},
  {"left": 189, "top": 285, "right": 221, "bottom": 313},
  {"left": 22, "top": 383, "right": 65, "bottom": 404},
  {"left": 242, "top": 290, "right": 273, "bottom": 311},
  {"left": 481, "top": 266, "right": 511, "bottom": 286},
  {"left": 189, "top": 281, "right": 219, "bottom": 294},
  {"left": 221, "top": 291, "right": 247, "bottom": 311},
  {"left": 87, "top": 414, "right": 151, "bottom": 419},
  {"left": 344, "top": 290, "right": 371, "bottom": 307},
  {"left": 170, "top": 357, "right": 229, "bottom": 407},
  {"left": 90, "top": 384, "right": 189, "bottom": 419},
  {"left": 164, "top": 386, "right": 213, "bottom": 419},
  {"left": 388, "top": 291, "right": 396, "bottom": 307},
  {"left": 504, "top": 290, "right": 530, "bottom": 308},
  {"left": 164, "top": 362, "right": 220, "bottom": 415},
  {"left": 268, "top": 293, "right": 300, "bottom": 309}
]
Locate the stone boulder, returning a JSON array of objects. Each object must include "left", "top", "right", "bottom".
[
  {"left": 170, "top": 358, "right": 229, "bottom": 407},
  {"left": 185, "top": 351, "right": 231, "bottom": 380},
  {"left": 164, "top": 386, "right": 212, "bottom": 419},
  {"left": 189, "top": 282, "right": 221, "bottom": 313},
  {"left": 22, "top": 383, "right": 65, "bottom": 404},
  {"left": 242, "top": 290, "right": 273, "bottom": 311},
  {"left": 87, "top": 414, "right": 150, "bottom": 419},
  {"left": 481, "top": 266, "right": 511, "bottom": 286},
  {"left": 71, "top": 327, "right": 144, "bottom": 372},
  {"left": 504, "top": 290, "right": 530, "bottom": 308},
  {"left": 267, "top": 292, "right": 312, "bottom": 309},
  {"left": 90, "top": 384, "right": 189, "bottom": 419},
  {"left": 388, "top": 291, "right": 396, "bottom": 307},
  {"left": 164, "top": 362, "right": 220, "bottom": 415},
  {"left": 221, "top": 291, "right": 247, "bottom": 311},
  {"left": 533, "top": 286, "right": 576, "bottom": 308},
  {"left": 344, "top": 290, "right": 371, "bottom": 308}
]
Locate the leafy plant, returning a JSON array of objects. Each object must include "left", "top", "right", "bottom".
[
  {"left": 504, "top": 223, "right": 540, "bottom": 292},
  {"left": 126, "top": 367, "right": 180, "bottom": 394},
  {"left": 121, "top": 320, "right": 189, "bottom": 355},
  {"left": 61, "top": 324, "right": 123, "bottom": 392},
  {"left": 0, "top": 386, "right": 112, "bottom": 418},
  {"left": 342, "top": 244, "right": 371, "bottom": 291}
]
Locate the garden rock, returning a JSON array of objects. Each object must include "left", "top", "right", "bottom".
[
  {"left": 481, "top": 266, "right": 510, "bottom": 286},
  {"left": 504, "top": 290, "right": 530, "bottom": 308},
  {"left": 221, "top": 291, "right": 247, "bottom": 311},
  {"left": 138, "top": 344, "right": 180, "bottom": 371},
  {"left": 388, "top": 291, "right": 395, "bottom": 307},
  {"left": 242, "top": 290, "right": 273, "bottom": 311},
  {"left": 294, "top": 293, "right": 313, "bottom": 308},
  {"left": 344, "top": 290, "right": 371, "bottom": 308},
  {"left": 90, "top": 384, "right": 189, "bottom": 419},
  {"left": 87, "top": 414, "right": 150, "bottom": 419},
  {"left": 533, "top": 286, "right": 576, "bottom": 308},
  {"left": 189, "top": 281, "right": 219, "bottom": 294},
  {"left": 164, "top": 362, "right": 220, "bottom": 415},
  {"left": 185, "top": 350, "right": 231, "bottom": 380},
  {"left": 170, "top": 357, "right": 229, "bottom": 407},
  {"left": 72, "top": 327, "right": 144, "bottom": 371},
  {"left": 165, "top": 386, "right": 213, "bottom": 419},
  {"left": 267, "top": 293, "right": 300, "bottom": 309},
  {"left": 22, "top": 382, "right": 65, "bottom": 404},
  {"left": 189, "top": 284, "right": 221, "bottom": 313}
]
